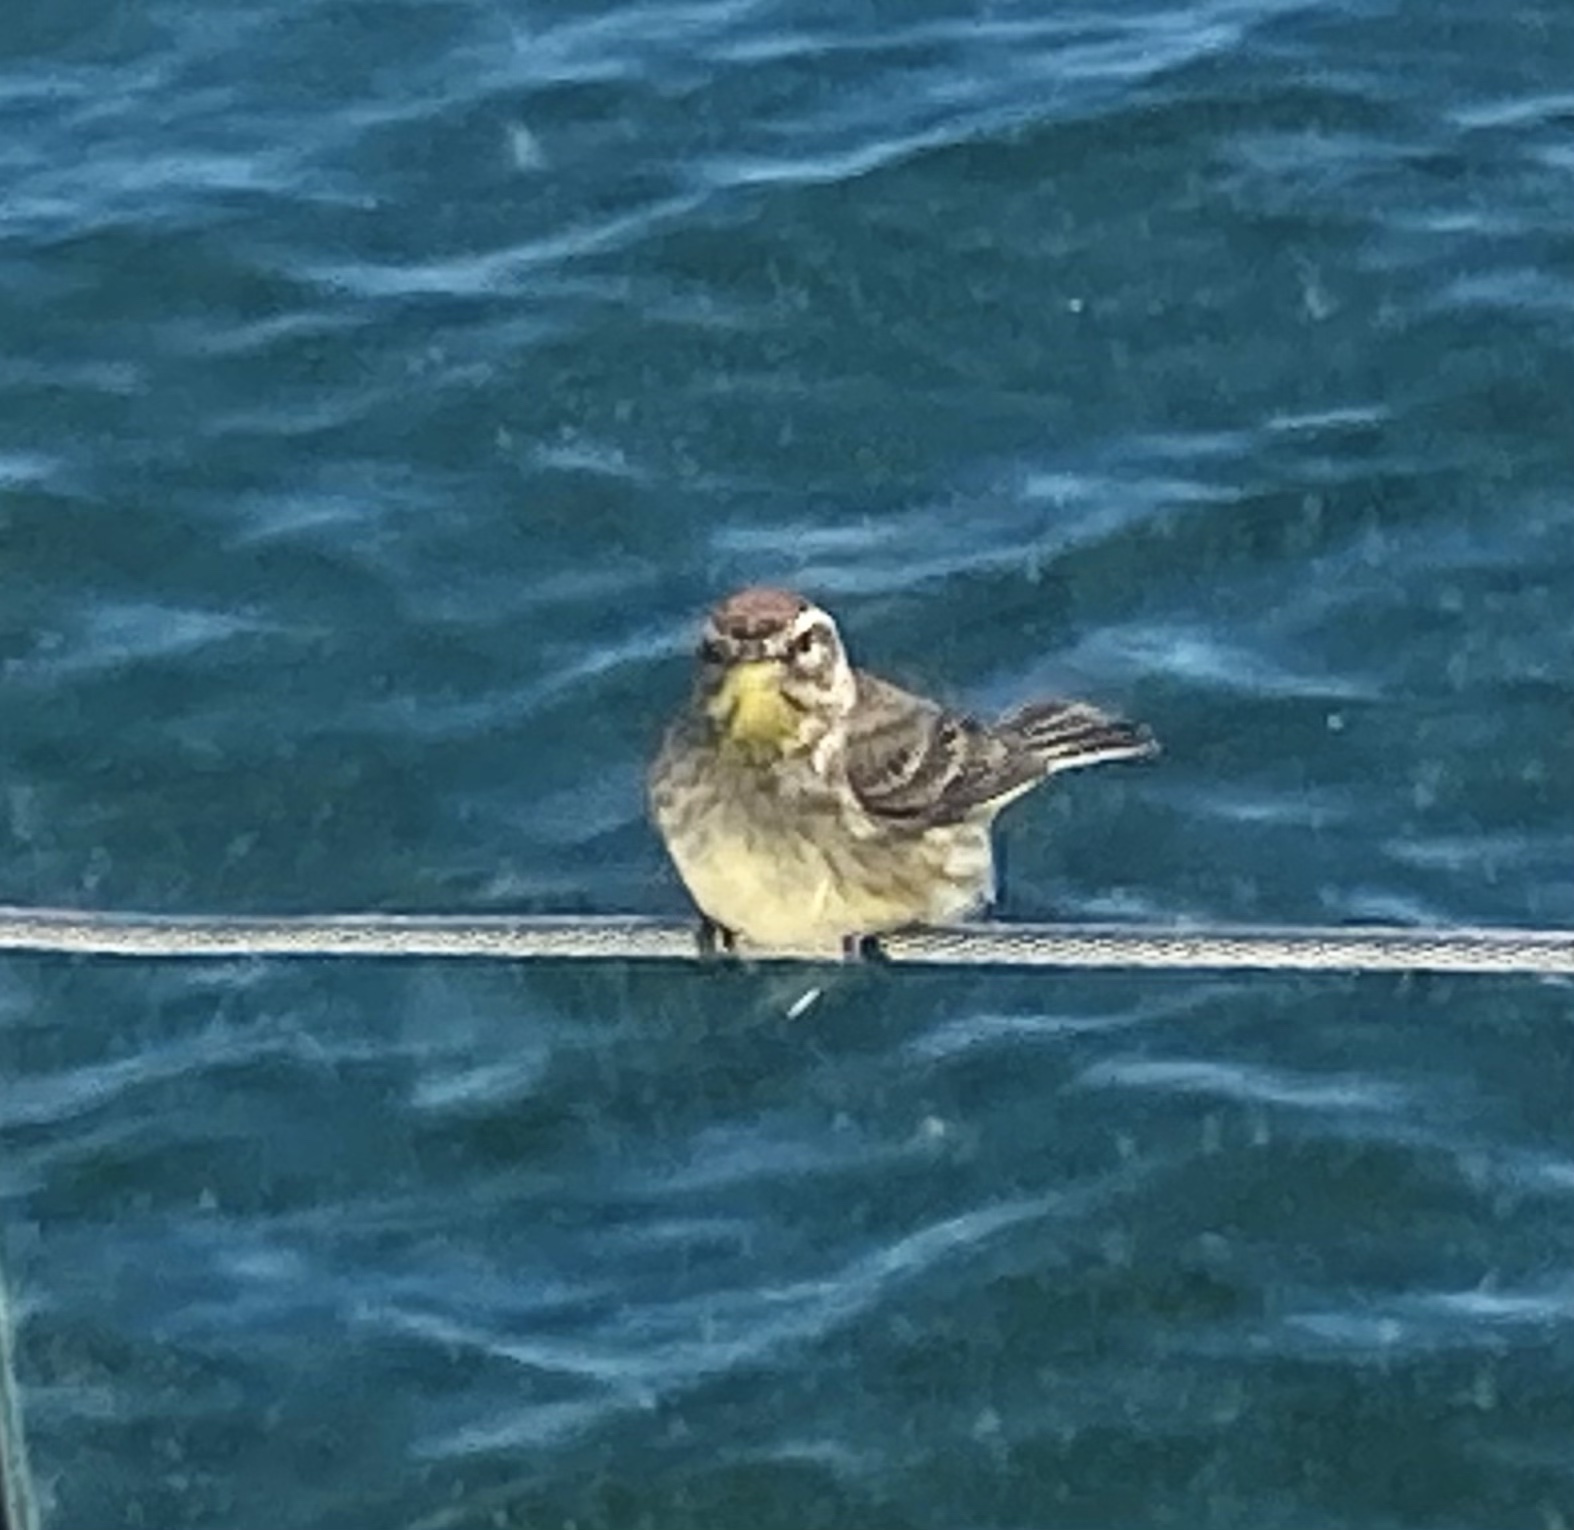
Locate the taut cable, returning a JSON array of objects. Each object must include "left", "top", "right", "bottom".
[{"left": 0, "top": 907, "right": 1569, "bottom": 975}]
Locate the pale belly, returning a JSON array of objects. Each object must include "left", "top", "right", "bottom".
[{"left": 657, "top": 790, "right": 993, "bottom": 955}]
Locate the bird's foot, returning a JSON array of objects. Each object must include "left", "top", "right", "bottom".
[
  {"left": 840, "top": 933, "right": 890, "bottom": 964},
  {"left": 695, "top": 917, "right": 739, "bottom": 959}
]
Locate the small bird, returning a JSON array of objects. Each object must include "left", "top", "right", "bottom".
[{"left": 648, "top": 587, "right": 1155, "bottom": 957}]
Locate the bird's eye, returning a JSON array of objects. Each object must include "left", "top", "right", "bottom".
[{"left": 789, "top": 625, "right": 824, "bottom": 659}]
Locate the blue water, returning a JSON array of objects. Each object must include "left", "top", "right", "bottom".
[{"left": 3, "top": 0, "right": 1574, "bottom": 1525}]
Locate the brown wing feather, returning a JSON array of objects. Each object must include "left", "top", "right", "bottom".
[
  {"left": 842, "top": 672, "right": 1045, "bottom": 826},
  {"left": 994, "top": 700, "right": 1157, "bottom": 771},
  {"left": 844, "top": 673, "right": 1154, "bottom": 828}
]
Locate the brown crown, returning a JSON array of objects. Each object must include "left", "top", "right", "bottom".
[{"left": 709, "top": 586, "right": 809, "bottom": 639}]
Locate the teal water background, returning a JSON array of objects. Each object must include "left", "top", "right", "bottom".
[{"left": 3, "top": 0, "right": 1574, "bottom": 1525}]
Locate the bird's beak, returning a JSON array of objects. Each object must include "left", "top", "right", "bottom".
[{"left": 708, "top": 660, "right": 798, "bottom": 750}]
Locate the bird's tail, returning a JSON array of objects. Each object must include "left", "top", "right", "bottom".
[{"left": 996, "top": 700, "right": 1157, "bottom": 774}]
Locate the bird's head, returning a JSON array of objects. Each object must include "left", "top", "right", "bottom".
[{"left": 695, "top": 587, "right": 856, "bottom": 758}]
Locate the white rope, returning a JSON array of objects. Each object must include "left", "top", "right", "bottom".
[{"left": 0, "top": 905, "right": 1569, "bottom": 974}]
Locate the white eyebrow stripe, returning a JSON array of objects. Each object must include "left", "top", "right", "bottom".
[{"left": 787, "top": 606, "right": 836, "bottom": 640}]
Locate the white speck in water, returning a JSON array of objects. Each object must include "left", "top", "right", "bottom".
[
  {"left": 971, "top": 1406, "right": 1003, "bottom": 1441},
  {"left": 785, "top": 986, "right": 822, "bottom": 1020},
  {"left": 223, "top": 831, "right": 258, "bottom": 866},
  {"left": 1326, "top": 711, "right": 1346, "bottom": 732},
  {"left": 81, "top": 845, "right": 112, "bottom": 894},
  {"left": 1297, "top": 259, "right": 1336, "bottom": 320},
  {"left": 6, "top": 785, "right": 40, "bottom": 844},
  {"left": 1468, "top": 1363, "right": 1499, "bottom": 1412},
  {"left": 507, "top": 122, "right": 545, "bottom": 172},
  {"left": 1212, "top": 1382, "right": 1246, "bottom": 1426}
]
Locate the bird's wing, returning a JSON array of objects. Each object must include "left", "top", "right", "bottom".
[
  {"left": 842, "top": 672, "right": 1045, "bottom": 827},
  {"left": 843, "top": 674, "right": 1156, "bottom": 828},
  {"left": 993, "top": 698, "right": 1157, "bottom": 773}
]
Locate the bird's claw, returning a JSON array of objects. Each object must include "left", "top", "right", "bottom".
[
  {"left": 696, "top": 922, "right": 887, "bottom": 964},
  {"left": 840, "top": 933, "right": 889, "bottom": 964},
  {"left": 696, "top": 917, "right": 738, "bottom": 959}
]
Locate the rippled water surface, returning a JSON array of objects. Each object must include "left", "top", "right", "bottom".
[{"left": 3, "top": 0, "right": 1573, "bottom": 1526}]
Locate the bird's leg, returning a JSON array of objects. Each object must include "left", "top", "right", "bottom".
[
  {"left": 696, "top": 916, "right": 738, "bottom": 959},
  {"left": 985, "top": 842, "right": 1005, "bottom": 920},
  {"left": 840, "top": 933, "right": 889, "bottom": 964}
]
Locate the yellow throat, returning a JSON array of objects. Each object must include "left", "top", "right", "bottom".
[{"left": 708, "top": 661, "right": 800, "bottom": 753}]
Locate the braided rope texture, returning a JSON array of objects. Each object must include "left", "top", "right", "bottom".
[{"left": 0, "top": 907, "right": 1570, "bottom": 974}]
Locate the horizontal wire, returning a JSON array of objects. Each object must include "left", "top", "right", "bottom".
[{"left": 0, "top": 906, "right": 1570, "bottom": 974}]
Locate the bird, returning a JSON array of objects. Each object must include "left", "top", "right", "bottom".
[{"left": 648, "top": 587, "right": 1156, "bottom": 958}]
